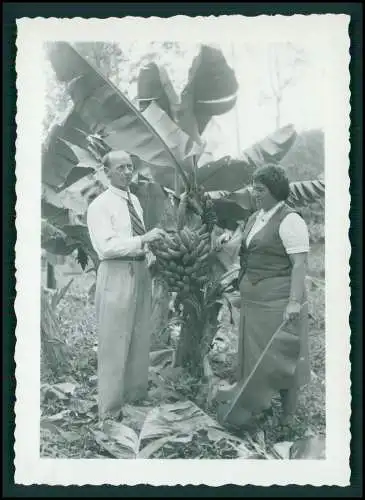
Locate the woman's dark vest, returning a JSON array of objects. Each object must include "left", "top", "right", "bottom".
[{"left": 239, "top": 203, "right": 299, "bottom": 285}]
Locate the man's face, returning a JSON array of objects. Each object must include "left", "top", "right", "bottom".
[{"left": 107, "top": 153, "right": 134, "bottom": 190}]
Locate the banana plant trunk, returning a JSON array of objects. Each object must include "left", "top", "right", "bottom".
[
  {"left": 174, "top": 298, "right": 221, "bottom": 378},
  {"left": 150, "top": 280, "right": 172, "bottom": 350}
]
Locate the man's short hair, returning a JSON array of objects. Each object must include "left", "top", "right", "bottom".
[{"left": 102, "top": 150, "right": 132, "bottom": 170}]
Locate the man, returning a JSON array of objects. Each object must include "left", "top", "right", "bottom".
[{"left": 87, "top": 150, "right": 166, "bottom": 420}]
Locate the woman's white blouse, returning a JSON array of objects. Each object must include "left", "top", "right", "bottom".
[{"left": 245, "top": 202, "right": 310, "bottom": 254}]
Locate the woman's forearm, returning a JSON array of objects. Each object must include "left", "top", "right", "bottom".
[{"left": 289, "top": 261, "right": 307, "bottom": 303}]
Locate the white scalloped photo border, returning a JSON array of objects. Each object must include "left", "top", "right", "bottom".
[{"left": 14, "top": 14, "right": 351, "bottom": 486}]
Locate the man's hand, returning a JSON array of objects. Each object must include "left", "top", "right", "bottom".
[
  {"left": 283, "top": 301, "right": 301, "bottom": 322},
  {"left": 142, "top": 228, "right": 166, "bottom": 244}
]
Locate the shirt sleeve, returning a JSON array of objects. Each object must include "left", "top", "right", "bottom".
[
  {"left": 279, "top": 213, "right": 310, "bottom": 254},
  {"left": 87, "top": 201, "right": 143, "bottom": 260}
]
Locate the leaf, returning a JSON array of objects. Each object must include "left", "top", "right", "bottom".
[
  {"left": 51, "top": 278, "right": 74, "bottom": 308},
  {"left": 53, "top": 382, "right": 77, "bottom": 396},
  {"left": 289, "top": 436, "right": 326, "bottom": 459},
  {"left": 149, "top": 349, "right": 174, "bottom": 369},
  {"left": 42, "top": 106, "right": 95, "bottom": 191},
  {"left": 102, "top": 421, "right": 139, "bottom": 454},
  {"left": 58, "top": 430, "right": 81, "bottom": 443},
  {"left": 272, "top": 441, "right": 293, "bottom": 459},
  {"left": 138, "top": 435, "right": 177, "bottom": 459},
  {"left": 76, "top": 247, "right": 89, "bottom": 270},
  {"left": 141, "top": 102, "right": 203, "bottom": 182},
  {"left": 179, "top": 45, "right": 238, "bottom": 138},
  {"left": 287, "top": 180, "right": 325, "bottom": 207},
  {"left": 41, "top": 410, "right": 70, "bottom": 423},
  {"left": 40, "top": 421, "right": 61, "bottom": 435},
  {"left": 41, "top": 219, "right": 79, "bottom": 256},
  {"left": 197, "top": 125, "right": 297, "bottom": 192},
  {"left": 139, "top": 400, "right": 224, "bottom": 444},
  {"left": 131, "top": 181, "right": 173, "bottom": 231},
  {"left": 46, "top": 42, "right": 191, "bottom": 189},
  {"left": 91, "top": 429, "right": 136, "bottom": 459},
  {"left": 137, "top": 62, "right": 179, "bottom": 121},
  {"left": 206, "top": 427, "right": 242, "bottom": 444}
]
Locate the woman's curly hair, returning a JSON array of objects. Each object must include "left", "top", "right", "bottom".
[{"left": 252, "top": 164, "right": 290, "bottom": 201}]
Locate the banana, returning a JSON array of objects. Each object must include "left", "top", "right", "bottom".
[
  {"left": 166, "top": 247, "right": 182, "bottom": 259},
  {"left": 174, "top": 231, "right": 188, "bottom": 252},
  {"left": 167, "top": 260, "right": 180, "bottom": 273},
  {"left": 155, "top": 249, "right": 173, "bottom": 260},
  {"left": 176, "top": 279, "right": 185, "bottom": 288},
  {"left": 184, "top": 265, "right": 194, "bottom": 275},
  {"left": 182, "top": 253, "right": 193, "bottom": 266},
  {"left": 180, "top": 228, "right": 193, "bottom": 250},
  {"left": 165, "top": 234, "right": 181, "bottom": 252},
  {"left": 200, "top": 232, "right": 210, "bottom": 241},
  {"left": 177, "top": 265, "right": 185, "bottom": 275},
  {"left": 196, "top": 223, "right": 208, "bottom": 235},
  {"left": 195, "top": 239, "right": 208, "bottom": 256},
  {"left": 163, "top": 269, "right": 177, "bottom": 280},
  {"left": 197, "top": 251, "right": 210, "bottom": 263}
]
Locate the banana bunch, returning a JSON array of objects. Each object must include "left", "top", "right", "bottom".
[{"left": 150, "top": 223, "right": 212, "bottom": 295}]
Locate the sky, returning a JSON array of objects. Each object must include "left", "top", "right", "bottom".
[
  {"left": 44, "top": 39, "right": 327, "bottom": 159},
  {"left": 202, "top": 41, "right": 327, "bottom": 157},
  {"left": 117, "top": 40, "right": 327, "bottom": 158}
]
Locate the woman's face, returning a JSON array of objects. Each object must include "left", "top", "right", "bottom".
[{"left": 252, "top": 181, "right": 277, "bottom": 211}]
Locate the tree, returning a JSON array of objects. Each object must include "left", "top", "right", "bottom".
[
  {"left": 259, "top": 43, "right": 307, "bottom": 129},
  {"left": 41, "top": 42, "right": 324, "bottom": 384}
]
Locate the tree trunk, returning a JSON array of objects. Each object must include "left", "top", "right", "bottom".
[{"left": 41, "top": 287, "right": 71, "bottom": 376}]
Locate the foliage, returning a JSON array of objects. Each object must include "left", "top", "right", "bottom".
[
  {"left": 40, "top": 257, "right": 326, "bottom": 459},
  {"left": 41, "top": 41, "right": 326, "bottom": 381},
  {"left": 281, "top": 129, "right": 325, "bottom": 181}
]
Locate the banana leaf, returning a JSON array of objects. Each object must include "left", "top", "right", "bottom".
[
  {"left": 178, "top": 45, "right": 238, "bottom": 139},
  {"left": 41, "top": 220, "right": 79, "bottom": 256},
  {"left": 287, "top": 180, "right": 325, "bottom": 207},
  {"left": 130, "top": 181, "right": 175, "bottom": 232},
  {"left": 42, "top": 106, "right": 96, "bottom": 191},
  {"left": 46, "top": 42, "right": 191, "bottom": 189},
  {"left": 197, "top": 125, "right": 297, "bottom": 192},
  {"left": 137, "top": 62, "right": 179, "bottom": 121}
]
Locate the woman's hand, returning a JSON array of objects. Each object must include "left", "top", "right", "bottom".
[
  {"left": 213, "top": 231, "right": 232, "bottom": 251},
  {"left": 284, "top": 301, "right": 301, "bottom": 322}
]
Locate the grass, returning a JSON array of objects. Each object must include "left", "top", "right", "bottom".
[{"left": 40, "top": 211, "right": 325, "bottom": 459}]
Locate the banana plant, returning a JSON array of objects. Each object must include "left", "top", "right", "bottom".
[{"left": 42, "top": 42, "right": 325, "bottom": 377}]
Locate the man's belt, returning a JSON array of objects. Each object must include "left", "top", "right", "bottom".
[{"left": 103, "top": 255, "right": 146, "bottom": 262}]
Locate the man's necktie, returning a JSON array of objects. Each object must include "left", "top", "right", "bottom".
[{"left": 127, "top": 192, "right": 145, "bottom": 236}]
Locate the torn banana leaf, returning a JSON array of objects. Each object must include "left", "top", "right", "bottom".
[
  {"left": 178, "top": 45, "right": 238, "bottom": 139},
  {"left": 42, "top": 106, "right": 97, "bottom": 191},
  {"left": 137, "top": 62, "right": 180, "bottom": 121},
  {"left": 46, "top": 42, "right": 192, "bottom": 189},
  {"left": 197, "top": 124, "right": 298, "bottom": 192},
  {"left": 287, "top": 180, "right": 325, "bottom": 207}
]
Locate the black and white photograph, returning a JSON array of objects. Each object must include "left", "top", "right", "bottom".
[{"left": 15, "top": 15, "right": 351, "bottom": 486}]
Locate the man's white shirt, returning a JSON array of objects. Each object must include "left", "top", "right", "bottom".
[{"left": 87, "top": 185, "right": 145, "bottom": 261}]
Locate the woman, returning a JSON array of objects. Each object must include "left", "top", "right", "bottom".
[{"left": 220, "top": 164, "right": 311, "bottom": 428}]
